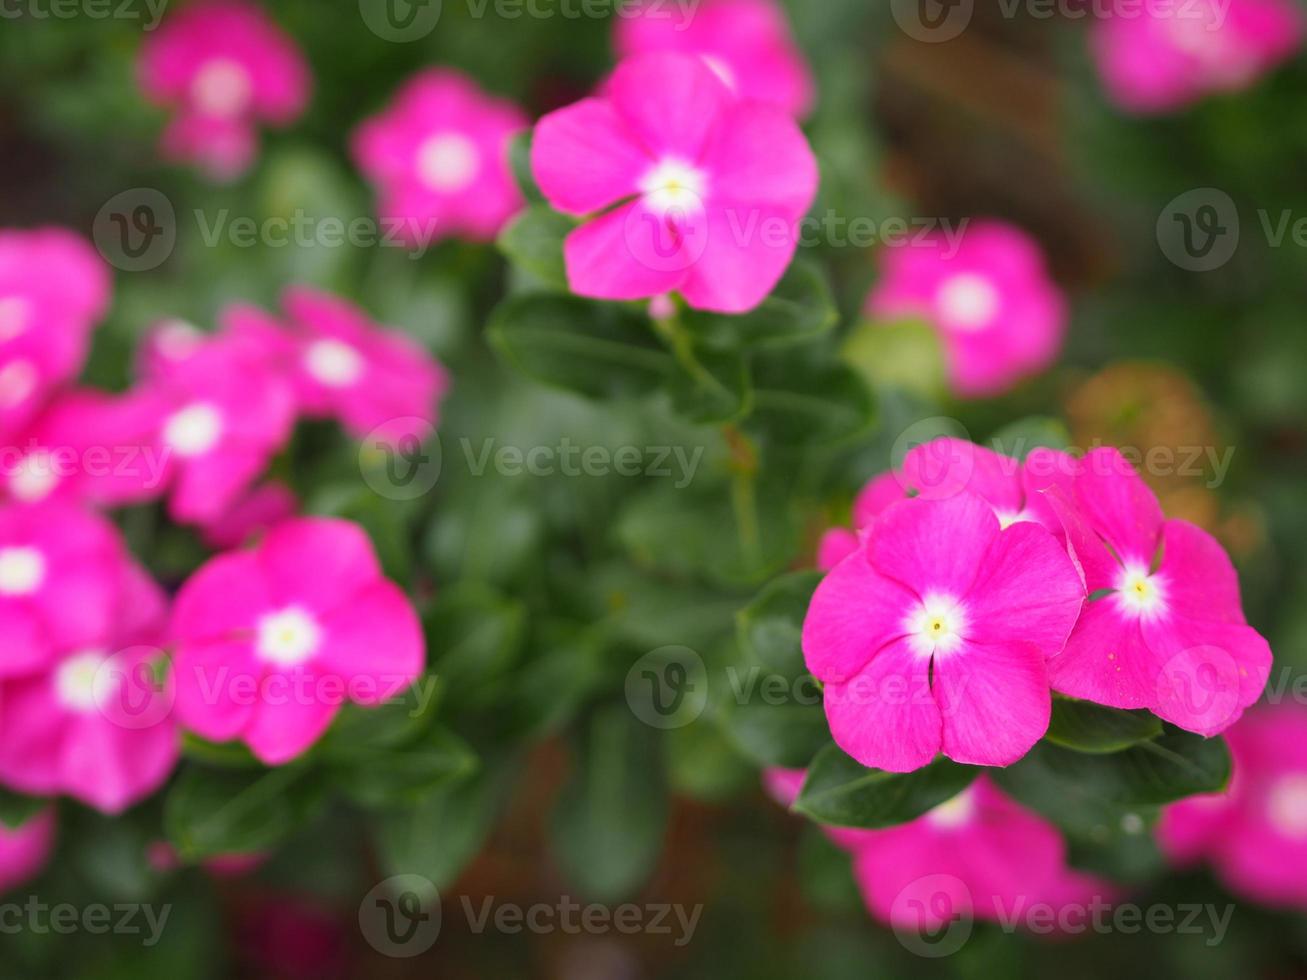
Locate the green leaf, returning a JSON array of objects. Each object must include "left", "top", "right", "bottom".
[
  {"left": 736, "top": 570, "right": 822, "bottom": 675},
  {"left": 332, "top": 725, "right": 478, "bottom": 809},
  {"left": 719, "top": 680, "right": 829, "bottom": 770},
  {"left": 794, "top": 746, "right": 979, "bottom": 828},
  {"left": 488, "top": 294, "right": 673, "bottom": 400},
  {"left": 1044, "top": 698, "right": 1163, "bottom": 754},
  {"left": 315, "top": 678, "right": 443, "bottom": 759},
  {"left": 425, "top": 584, "right": 527, "bottom": 710},
  {"left": 746, "top": 350, "right": 876, "bottom": 446},
  {"left": 497, "top": 205, "right": 572, "bottom": 290},
  {"left": 0, "top": 787, "right": 48, "bottom": 830},
  {"left": 667, "top": 345, "right": 751, "bottom": 424},
  {"left": 681, "top": 259, "right": 838, "bottom": 350},
  {"left": 164, "top": 765, "right": 325, "bottom": 861},
  {"left": 551, "top": 706, "right": 668, "bottom": 901},
  {"left": 993, "top": 732, "right": 1231, "bottom": 837},
  {"left": 507, "top": 130, "right": 542, "bottom": 202}
]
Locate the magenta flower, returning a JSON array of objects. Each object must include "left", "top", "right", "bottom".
[
  {"left": 0, "top": 229, "right": 110, "bottom": 439},
  {"left": 766, "top": 769, "right": 1114, "bottom": 930},
  {"left": 352, "top": 69, "right": 528, "bottom": 245},
  {"left": 1159, "top": 705, "right": 1307, "bottom": 908},
  {"left": 803, "top": 493, "right": 1085, "bottom": 772},
  {"left": 866, "top": 221, "right": 1067, "bottom": 399},
  {"left": 200, "top": 480, "right": 298, "bottom": 550},
  {"left": 0, "top": 561, "right": 179, "bottom": 814},
  {"left": 169, "top": 518, "right": 425, "bottom": 765},
  {"left": 815, "top": 472, "right": 903, "bottom": 571},
  {"left": 0, "top": 500, "right": 127, "bottom": 679},
  {"left": 118, "top": 340, "right": 295, "bottom": 525},
  {"left": 532, "top": 52, "right": 819, "bottom": 314},
  {"left": 1045, "top": 448, "right": 1271, "bottom": 735},
  {"left": 1090, "top": 0, "right": 1303, "bottom": 114},
  {"left": 0, "top": 808, "right": 54, "bottom": 893},
  {"left": 614, "top": 0, "right": 815, "bottom": 117},
  {"left": 139, "top": 0, "right": 310, "bottom": 180}
]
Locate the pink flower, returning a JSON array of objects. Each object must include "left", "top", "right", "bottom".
[
  {"left": 138, "top": 318, "right": 212, "bottom": 379},
  {"left": 532, "top": 52, "right": 819, "bottom": 314},
  {"left": 866, "top": 221, "right": 1066, "bottom": 399},
  {"left": 802, "top": 493, "right": 1085, "bottom": 772},
  {"left": 139, "top": 0, "right": 310, "bottom": 179},
  {"left": 0, "top": 557, "right": 179, "bottom": 814},
  {"left": 1044, "top": 448, "right": 1271, "bottom": 735},
  {"left": 147, "top": 840, "right": 267, "bottom": 878},
  {"left": 0, "top": 808, "right": 55, "bottom": 893},
  {"left": 0, "top": 500, "right": 127, "bottom": 679},
  {"left": 815, "top": 473, "right": 903, "bottom": 571},
  {"left": 1159, "top": 704, "right": 1307, "bottom": 908},
  {"left": 117, "top": 340, "right": 296, "bottom": 524},
  {"left": 352, "top": 69, "right": 527, "bottom": 245},
  {"left": 200, "top": 480, "right": 298, "bottom": 550},
  {"left": 614, "top": 0, "right": 815, "bottom": 117},
  {"left": 222, "top": 288, "right": 449, "bottom": 445},
  {"left": 1090, "top": 0, "right": 1303, "bottom": 114},
  {"left": 766, "top": 769, "right": 1114, "bottom": 930},
  {"left": 169, "top": 518, "right": 425, "bottom": 765},
  {"left": 0, "top": 229, "right": 111, "bottom": 439}
]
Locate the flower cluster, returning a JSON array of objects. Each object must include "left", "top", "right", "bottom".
[{"left": 804, "top": 438, "right": 1272, "bottom": 773}]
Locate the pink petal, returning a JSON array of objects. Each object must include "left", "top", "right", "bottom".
[
  {"left": 963, "top": 522, "right": 1085, "bottom": 656},
  {"left": 258, "top": 518, "right": 383, "bottom": 616},
  {"left": 169, "top": 447, "right": 270, "bottom": 525},
  {"left": 563, "top": 200, "right": 689, "bottom": 302},
  {"left": 851, "top": 473, "right": 904, "bottom": 528},
  {"left": 868, "top": 494, "right": 999, "bottom": 599},
  {"left": 607, "top": 52, "right": 732, "bottom": 162},
  {"left": 1020, "top": 448, "right": 1080, "bottom": 534},
  {"left": 1158, "top": 520, "right": 1247, "bottom": 625},
  {"left": 815, "top": 528, "right": 859, "bottom": 572},
  {"left": 1143, "top": 615, "right": 1271, "bottom": 735},
  {"left": 935, "top": 639, "right": 1051, "bottom": 767},
  {"left": 700, "top": 101, "right": 818, "bottom": 211},
  {"left": 531, "top": 97, "right": 651, "bottom": 216},
  {"left": 58, "top": 714, "right": 178, "bottom": 814},
  {"left": 900, "top": 438, "right": 1023, "bottom": 509},
  {"left": 1047, "top": 599, "right": 1158, "bottom": 710},
  {"left": 1040, "top": 485, "right": 1121, "bottom": 594},
  {"left": 678, "top": 205, "right": 799, "bottom": 313},
  {"left": 242, "top": 675, "right": 340, "bottom": 766},
  {"left": 172, "top": 639, "right": 261, "bottom": 742},
  {"left": 0, "top": 603, "right": 52, "bottom": 678},
  {"left": 802, "top": 547, "right": 916, "bottom": 683},
  {"left": 1075, "top": 447, "right": 1165, "bottom": 565},
  {"left": 822, "top": 637, "right": 942, "bottom": 773},
  {"left": 853, "top": 829, "right": 974, "bottom": 927},
  {"left": 317, "top": 581, "right": 425, "bottom": 704},
  {"left": 170, "top": 550, "right": 270, "bottom": 644}
]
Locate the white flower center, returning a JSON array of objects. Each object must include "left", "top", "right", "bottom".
[
  {"left": 935, "top": 273, "right": 1000, "bottom": 332},
  {"left": 416, "top": 132, "right": 481, "bottom": 193},
  {"left": 906, "top": 592, "right": 968, "bottom": 658},
  {"left": 256, "top": 606, "right": 323, "bottom": 667},
  {"left": 55, "top": 649, "right": 115, "bottom": 713},
  {"left": 1115, "top": 565, "right": 1167, "bottom": 619},
  {"left": 926, "top": 789, "right": 975, "bottom": 829},
  {"left": 0, "top": 359, "right": 38, "bottom": 408},
  {"left": 9, "top": 450, "right": 60, "bottom": 503},
  {"left": 0, "top": 296, "right": 31, "bottom": 342},
  {"left": 640, "top": 158, "right": 709, "bottom": 215},
  {"left": 153, "top": 319, "right": 206, "bottom": 362},
  {"left": 1268, "top": 774, "right": 1307, "bottom": 840},
  {"left": 0, "top": 546, "right": 45, "bottom": 596},
  {"left": 163, "top": 402, "right": 224, "bottom": 458},
  {"left": 994, "top": 508, "right": 1031, "bottom": 529},
  {"left": 304, "top": 339, "right": 364, "bottom": 388},
  {"left": 191, "top": 57, "right": 254, "bottom": 118},
  {"left": 701, "top": 54, "right": 737, "bottom": 90}
]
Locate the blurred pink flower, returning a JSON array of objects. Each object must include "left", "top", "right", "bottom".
[
  {"left": 352, "top": 69, "right": 527, "bottom": 245},
  {"left": 816, "top": 473, "right": 904, "bottom": 571},
  {"left": 0, "top": 560, "right": 179, "bottom": 814},
  {"left": 0, "top": 808, "right": 55, "bottom": 893},
  {"left": 866, "top": 221, "right": 1067, "bottom": 399},
  {"left": 221, "top": 287, "right": 449, "bottom": 445},
  {"left": 199, "top": 480, "right": 298, "bottom": 550},
  {"left": 1090, "top": 0, "right": 1303, "bottom": 114},
  {"left": 0, "top": 500, "right": 127, "bottom": 679},
  {"left": 532, "top": 52, "right": 818, "bottom": 313},
  {"left": 803, "top": 494, "right": 1084, "bottom": 772},
  {"left": 614, "top": 0, "right": 815, "bottom": 117},
  {"left": 1159, "top": 704, "right": 1307, "bottom": 907},
  {"left": 766, "top": 769, "right": 1115, "bottom": 931},
  {"left": 147, "top": 840, "right": 267, "bottom": 878},
  {"left": 169, "top": 518, "right": 425, "bottom": 765},
  {"left": 0, "top": 229, "right": 111, "bottom": 439},
  {"left": 139, "top": 0, "right": 310, "bottom": 179},
  {"left": 1044, "top": 448, "right": 1271, "bottom": 735}
]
